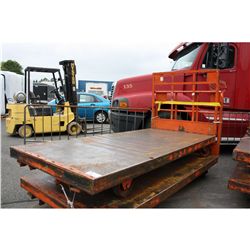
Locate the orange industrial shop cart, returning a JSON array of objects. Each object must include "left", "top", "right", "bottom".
[
  {"left": 11, "top": 69, "right": 224, "bottom": 208},
  {"left": 228, "top": 127, "right": 250, "bottom": 194}
]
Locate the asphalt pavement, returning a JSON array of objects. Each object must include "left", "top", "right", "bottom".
[{"left": 1, "top": 118, "right": 250, "bottom": 208}]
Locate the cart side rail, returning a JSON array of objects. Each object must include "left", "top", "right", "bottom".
[{"left": 20, "top": 103, "right": 150, "bottom": 144}]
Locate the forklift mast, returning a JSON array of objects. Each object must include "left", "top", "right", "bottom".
[{"left": 59, "top": 60, "right": 78, "bottom": 106}]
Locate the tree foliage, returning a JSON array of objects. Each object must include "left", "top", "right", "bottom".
[
  {"left": 39, "top": 77, "right": 50, "bottom": 82},
  {"left": 1, "top": 60, "right": 24, "bottom": 75}
]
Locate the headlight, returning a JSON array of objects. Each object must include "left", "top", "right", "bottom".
[{"left": 119, "top": 101, "right": 128, "bottom": 108}]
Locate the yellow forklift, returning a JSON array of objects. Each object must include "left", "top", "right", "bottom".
[{"left": 6, "top": 60, "right": 84, "bottom": 138}]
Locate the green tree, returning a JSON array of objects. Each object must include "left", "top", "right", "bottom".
[
  {"left": 1, "top": 60, "right": 24, "bottom": 75},
  {"left": 39, "top": 77, "right": 49, "bottom": 82}
]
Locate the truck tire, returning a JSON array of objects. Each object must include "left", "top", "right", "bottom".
[
  {"left": 95, "top": 111, "right": 108, "bottom": 124},
  {"left": 18, "top": 125, "right": 33, "bottom": 138},
  {"left": 67, "top": 121, "right": 82, "bottom": 136}
]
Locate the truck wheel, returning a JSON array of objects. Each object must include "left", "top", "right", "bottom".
[
  {"left": 67, "top": 121, "right": 82, "bottom": 136},
  {"left": 95, "top": 111, "right": 108, "bottom": 124},
  {"left": 18, "top": 125, "right": 33, "bottom": 138}
]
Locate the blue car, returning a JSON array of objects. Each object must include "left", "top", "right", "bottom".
[{"left": 49, "top": 92, "right": 110, "bottom": 124}]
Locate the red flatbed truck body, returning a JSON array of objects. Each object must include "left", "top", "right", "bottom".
[{"left": 11, "top": 70, "right": 224, "bottom": 208}]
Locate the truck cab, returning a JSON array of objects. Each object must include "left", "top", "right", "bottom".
[{"left": 111, "top": 43, "right": 250, "bottom": 143}]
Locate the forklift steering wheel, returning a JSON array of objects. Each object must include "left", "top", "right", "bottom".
[
  {"left": 50, "top": 88, "right": 64, "bottom": 105},
  {"left": 49, "top": 88, "right": 58, "bottom": 94}
]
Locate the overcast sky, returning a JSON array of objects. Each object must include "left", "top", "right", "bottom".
[
  {"left": 2, "top": 42, "right": 175, "bottom": 82},
  {"left": 2, "top": 1, "right": 247, "bottom": 83}
]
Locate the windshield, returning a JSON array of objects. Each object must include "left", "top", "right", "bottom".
[{"left": 171, "top": 43, "right": 202, "bottom": 70}]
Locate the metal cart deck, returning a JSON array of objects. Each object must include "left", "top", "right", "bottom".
[
  {"left": 228, "top": 130, "right": 250, "bottom": 194},
  {"left": 11, "top": 129, "right": 216, "bottom": 195},
  {"left": 11, "top": 70, "right": 224, "bottom": 208},
  {"left": 21, "top": 154, "right": 217, "bottom": 208}
]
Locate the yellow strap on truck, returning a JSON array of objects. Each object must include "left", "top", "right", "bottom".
[{"left": 155, "top": 101, "right": 221, "bottom": 111}]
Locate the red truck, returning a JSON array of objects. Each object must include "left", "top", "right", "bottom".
[{"left": 111, "top": 43, "right": 250, "bottom": 143}]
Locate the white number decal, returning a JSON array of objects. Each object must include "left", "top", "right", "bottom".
[{"left": 123, "top": 84, "right": 133, "bottom": 89}]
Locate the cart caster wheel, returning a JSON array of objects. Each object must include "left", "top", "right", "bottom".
[
  {"left": 67, "top": 121, "right": 82, "bottom": 136},
  {"left": 200, "top": 170, "right": 208, "bottom": 178},
  {"left": 198, "top": 147, "right": 210, "bottom": 157},
  {"left": 113, "top": 179, "right": 133, "bottom": 198}
]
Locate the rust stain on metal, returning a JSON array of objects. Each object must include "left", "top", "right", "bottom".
[
  {"left": 147, "top": 197, "right": 161, "bottom": 208},
  {"left": 233, "top": 133, "right": 250, "bottom": 164},
  {"left": 228, "top": 131, "right": 250, "bottom": 194},
  {"left": 10, "top": 129, "right": 216, "bottom": 195},
  {"left": 20, "top": 154, "right": 218, "bottom": 208},
  {"left": 194, "top": 170, "right": 201, "bottom": 177},
  {"left": 228, "top": 163, "right": 250, "bottom": 194}
]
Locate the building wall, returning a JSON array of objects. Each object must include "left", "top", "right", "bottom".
[{"left": 78, "top": 80, "right": 113, "bottom": 93}]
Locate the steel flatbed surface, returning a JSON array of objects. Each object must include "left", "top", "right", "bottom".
[
  {"left": 228, "top": 163, "right": 250, "bottom": 194},
  {"left": 233, "top": 135, "right": 250, "bottom": 164},
  {"left": 11, "top": 128, "right": 216, "bottom": 195},
  {"left": 228, "top": 133, "right": 250, "bottom": 194},
  {"left": 21, "top": 154, "right": 218, "bottom": 208}
]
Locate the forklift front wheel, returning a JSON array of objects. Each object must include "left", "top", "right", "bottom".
[
  {"left": 67, "top": 122, "right": 82, "bottom": 136},
  {"left": 18, "top": 125, "right": 33, "bottom": 138}
]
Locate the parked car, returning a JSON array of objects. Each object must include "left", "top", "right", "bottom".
[{"left": 49, "top": 92, "right": 110, "bottom": 123}]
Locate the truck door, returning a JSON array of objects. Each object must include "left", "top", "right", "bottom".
[
  {"left": 200, "top": 43, "right": 237, "bottom": 109},
  {"left": 200, "top": 43, "right": 244, "bottom": 140}
]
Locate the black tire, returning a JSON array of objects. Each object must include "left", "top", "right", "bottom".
[
  {"left": 67, "top": 121, "right": 82, "bottom": 136},
  {"left": 95, "top": 111, "right": 108, "bottom": 124},
  {"left": 18, "top": 125, "right": 33, "bottom": 138}
]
